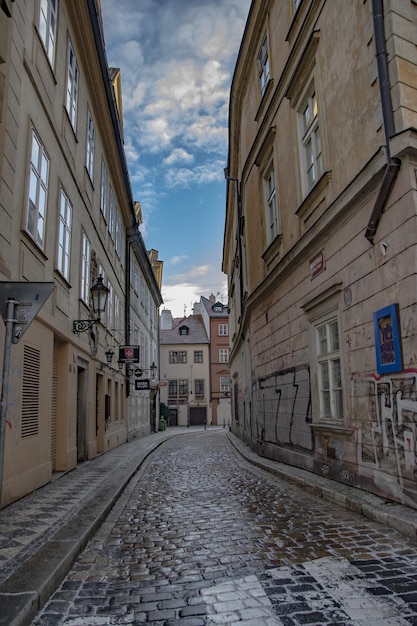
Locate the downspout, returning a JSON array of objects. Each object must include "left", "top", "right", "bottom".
[{"left": 365, "top": 0, "right": 401, "bottom": 243}]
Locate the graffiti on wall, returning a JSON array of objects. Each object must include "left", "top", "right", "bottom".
[
  {"left": 251, "top": 366, "right": 313, "bottom": 451},
  {"left": 357, "top": 369, "right": 417, "bottom": 492}
]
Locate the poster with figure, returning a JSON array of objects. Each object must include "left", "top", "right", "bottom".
[{"left": 373, "top": 304, "right": 402, "bottom": 374}]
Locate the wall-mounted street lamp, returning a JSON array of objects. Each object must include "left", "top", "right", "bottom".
[
  {"left": 105, "top": 348, "right": 114, "bottom": 363},
  {"left": 73, "top": 276, "right": 110, "bottom": 334}
]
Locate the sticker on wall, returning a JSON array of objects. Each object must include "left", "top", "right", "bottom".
[{"left": 373, "top": 303, "right": 403, "bottom": 374}]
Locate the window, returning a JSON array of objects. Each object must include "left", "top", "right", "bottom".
[
  {"left": 26, "top": 129, "right": 49, "bottom": 248},
  {"left": 100, "top": 160, "right": 108, "bottom": 218},
  {"left": 115, "top": 209, "right": 121, "bottom": 257},
  {"left": 80, "top": 233, "right": 90, "bottom": 303},
  {"left": 65, "top": 38, "right": 79, "bottom": 129},
  {"left": 299, "top": 86, "right": 322, "bottom": 193},
  {"left": 194, "top": 351, "right": 203, "bottom": 363},
  {"left": 86, "top": 108, "right": 95, "bottom": 180},
  {"left": 168, "top": 380, "right": 178, "bottom": 396},
  {"left": 179, "top": 326, "right": 189, "bottom": 335},
  {"left": 316, "top": 317, "right": 343, "bottom": 421},
  {"left": 107, "top": 282, "right": 113, "bottom": 329},
  {"left": 109, "top": 185, "right": 115, "bottom": 239},
  {"left": 218, "top": 324, "right": 228, "bottom": 336},
  {"left": 57, "top": 188, "right": 72, "bottom": 280},
  {"left": 220, "top": 377, "right": 230, "bottom": 394},
  {"left": 263, "top": 162, "right": 279, "bottom": 243},
  {"left": 179, "top": 379, "right": 188, "bottom": 395},
  {"left": 195, "top": 379, "right": 204, "bottom": 396},
  {"left": 219, "top": 349, "right": 229, "bottom": 363},
  {"left": 39, "top": 0, "right": 57, "bottom": 67},
  {"left": 169, "top": 351, "right": 187, "bottom": 364},
  {"left": 257, "top": 34, "right": 270, "bottom": 96},
  {"left": 114, "top": 292, "right": 120, "bottom": 331}
]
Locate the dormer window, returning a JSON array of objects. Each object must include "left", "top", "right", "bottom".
[
  {"left": 213, "top": 303, "right": 223, "bottom": 312},
  {"left": 179, "top": 325, "right": 189, "bottom": 335}
]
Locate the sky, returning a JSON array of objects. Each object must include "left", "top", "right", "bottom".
[{"left": 100, "top": 0, "right": 251, "bottom": 318}]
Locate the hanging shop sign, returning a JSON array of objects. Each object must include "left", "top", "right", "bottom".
[{"left": 118, "top": 345, "right": 140, "bottom": 363}]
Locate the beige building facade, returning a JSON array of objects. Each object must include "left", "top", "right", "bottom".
[
  {"left": 223, "top": 0, "right": 417, "bottom": 508},
  {"left": 160, "top": 310, "right": 211, "bottom": 427},
  {"left": 0, "top": 1, "right": 161, "bottom": 506}
]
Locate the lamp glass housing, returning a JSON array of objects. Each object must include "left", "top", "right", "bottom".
[{"left": 91, "top": 276, "right": 109, "bottom": 319}]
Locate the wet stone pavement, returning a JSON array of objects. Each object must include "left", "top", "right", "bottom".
[{"left": 31, "top": 430, "right": 417, "bottom": 625}]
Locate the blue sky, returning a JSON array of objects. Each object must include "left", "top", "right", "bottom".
[{"left": 100, "top": 0, "right": 251, "bottom": 317}]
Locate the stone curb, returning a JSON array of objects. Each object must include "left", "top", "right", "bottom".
[{"left": 226, "top": 431, "right": 417, "bottom": 542}]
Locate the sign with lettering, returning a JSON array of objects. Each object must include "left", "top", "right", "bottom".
[
  {"left": 309, "top": 251, "right": 325, "bottom": 278},
  {"left": 135, "top": 379, "right": 150, "bottom": 391},
  {"left": 118, "top": 346, "right": 140, "bottom": 363}
]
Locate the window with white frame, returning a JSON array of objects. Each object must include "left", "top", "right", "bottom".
[
  {"left": 80, "top": 233, "right": 90, "bottom": 303},
  {"left": 299, "top": 85, "right": 323, "bottom": 194},
  {"left": 100, "top": 160, "right": 108, "bottom": 218},
  {"left": 179, "top": 379, "right": 188, "bottom": 395},
  {"left": 26, "top": 129, "right": 49, "bottom": 248},
  {"left": 257, "top": 33, "right": 270, "bottom": 96},
  {"left": 263, "top": 161, "right": 279, "bottom": 244},
  {"left": 57, "top": 188, "right": 72, "bottom": 280},
  {"left": 86, "top": 108, "right": 95, "bottom": 180},
  {"left": 218, "top": 323, "right": 228, "bottom": 336},
  {"left": 195, "top": 379, "right": 204, "bottom": 396},
  {"left": 65, "top": 38, "right": 79, "bottom": 129},
  {"left": 38, "top": 0, "right": 57, "bottom": 67},
  {"left": 115, "top": 209, "right": 121, "bottom": 257},
  {"left": 168, "top": 380, "right": 178, "bottom": 396},
  {"left": 114, "top": 292, "right": 120, "bottom": 331},
  {"left": 194, "top": 351, "right": 203, "bottom": 363},
  {"left": 169, "top": 351, "right": 187, "bottom": 364},
  {"left": 219, "top": 348, "right": 229, "bottom": 363},
  {"left": 108, "top": 185, "right": 115, "bottom": 239},
  {"left": 220, "top": 377, "right": 230, "bottom": 394},
  {"left": 107, "top": 282, "right": 113, "bottom": 329},
  {"left": 315, "top": 316, "right": 343, "bottom": 421}
]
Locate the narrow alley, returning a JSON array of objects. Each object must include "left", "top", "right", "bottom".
[{"left": 30, "top": 430, "right": 417, "bottom": 625}]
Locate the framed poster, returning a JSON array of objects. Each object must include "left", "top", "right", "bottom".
[{"left": 373, "top": 303, "right": 402, "bottom": 374}]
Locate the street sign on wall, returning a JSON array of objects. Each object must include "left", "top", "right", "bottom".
[{"left": 0, "top": 282, "right": 55, "bottom": 344}]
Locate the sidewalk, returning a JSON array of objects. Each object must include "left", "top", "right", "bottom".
[{"left": 1, "top": 426, "right": 417, "bottom": 626}]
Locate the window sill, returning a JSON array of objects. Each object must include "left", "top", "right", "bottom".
[
  {"left": 310, "top": 423, "right": 353, "bottom": 437},
  {"left": 262, "top": 233, "right": 283, "bottom": 268},
  {"left": 296, "top": 170, "right": 332, "bottom": 223},
  {"left": 255, "top": 78, "right": 274, "bottom": 122}
]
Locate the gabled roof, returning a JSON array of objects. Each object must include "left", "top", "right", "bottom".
[
  {"left": 200, "top": 295, "right": 228, "bottom": 318},
  {"left": 160, "top": 314, "right": 209, "bottom": 345}
]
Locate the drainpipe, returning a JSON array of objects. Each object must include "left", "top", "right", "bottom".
[{"left": 365, "top": 0, "right": 401, "bottom": 243}]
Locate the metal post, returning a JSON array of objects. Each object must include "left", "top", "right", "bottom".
[{"left": 0, "top": 298, "right": 16, "bottom": 507}]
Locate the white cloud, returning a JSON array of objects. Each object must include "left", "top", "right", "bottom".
[
  {"left": 170, "top": 255, "right": 189, "bottom": 265},
  {"left": 163, "top": 149, "right": 194, "bottom": 166}
]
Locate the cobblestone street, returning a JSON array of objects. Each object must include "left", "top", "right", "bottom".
[{"left": 31, "top": 430, "right": 417, "bottom": 625}]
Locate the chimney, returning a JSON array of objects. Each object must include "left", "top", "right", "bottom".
[
  {"left": 209, "top": 293, "right": 216, "bottom": 303},
  {"left": 160, "top": 309, "right": 173, "bottom": 330}
]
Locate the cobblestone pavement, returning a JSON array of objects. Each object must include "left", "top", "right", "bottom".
[{"left": 31, "top": 430, "right": 417, "bottom": 626}]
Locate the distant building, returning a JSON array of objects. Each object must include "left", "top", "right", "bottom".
[
  {"left": 159, "top": 310, "right": 211, "bottom": 426},
  {"left": 223, "top": 0, "right": 417, "bottom": 508},
  {"left": 198, "top": 296, "right": 232, "bottom": 427}
]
